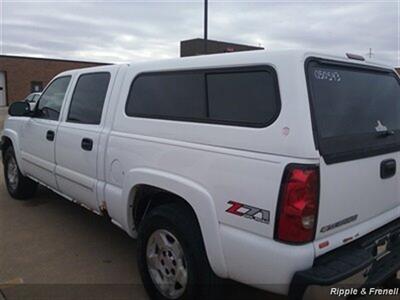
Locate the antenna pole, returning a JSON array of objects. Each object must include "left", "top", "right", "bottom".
[{"left": 204, "top": 0, "right": 208, "bottom": 54}]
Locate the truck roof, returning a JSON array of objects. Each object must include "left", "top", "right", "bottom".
[{"left": 57, "top": 49, "right": 395, "bottom": 78}]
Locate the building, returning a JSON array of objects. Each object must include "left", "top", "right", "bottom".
[
  {"left": 0, "top": 55, "right": 109, "bottom": 106},
  {"left": 180, "top": 38, "right": 264, "bottom": 57}
]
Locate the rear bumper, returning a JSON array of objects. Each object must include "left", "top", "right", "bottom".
[{"left": 289, "top": 217, "right": 400, "bottom": 299}]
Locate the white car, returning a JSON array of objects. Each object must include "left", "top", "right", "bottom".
[
  {"left": 2, "top": 50, "right": 400, "bottom": 300},
  {"left": 24, "top": 92, "right": 41, "bottom": 110}
]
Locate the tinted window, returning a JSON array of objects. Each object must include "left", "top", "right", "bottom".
[
  {"left": 126, "top": 73, "right": 206, "bottom": 119},
  {"left": 207, "top": 71, "right": 278, "bottom": 125},
  {"left": 307, "top": 60, "right": 400, "bottom": 163},
  {"left": 125, "top": 67, "right": 280, "bottom": 127},
  {"left": 36, "top": 76, "right": 71, "bottom": 121},
  {"left": 26, "top": 94, "right": 40, "bottom": 102},
  {"left": 310, "top": 65, "right": 400, "bottom": 138},
  {"left": 67, "top": 72, "right": 110, "bottom": 124}
]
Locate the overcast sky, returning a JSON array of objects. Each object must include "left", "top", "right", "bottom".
[{"left": 1, "top": 0, "right": 399, "bottom": 66}]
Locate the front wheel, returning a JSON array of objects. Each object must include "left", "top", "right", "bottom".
[
  {"left": 3, "top": 146, "right": 37, "bottom": 199},
  {"left": 137, "top": 203, "right": 219, "bottom": 300}
]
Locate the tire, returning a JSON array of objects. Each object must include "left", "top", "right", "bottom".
[
  {"left": 383, "top": 273, "right": 400, "bottom": 288},
  {"left": 3, "top": 146, "right": 37, "bottom": 200},
  {"left": 137, "top": 202, "right": 219, "bottom": 300}
]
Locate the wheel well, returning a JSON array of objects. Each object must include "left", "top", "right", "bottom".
[
  {"left": 132, "top": 184, "right": 197, "bottom": 229},
  {"left": 1, "top": 136, "right": 12, "bottom": 160}
]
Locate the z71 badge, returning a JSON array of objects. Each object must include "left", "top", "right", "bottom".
[{"left": 226, "top": 201, "right": 270, "bottom": 224}]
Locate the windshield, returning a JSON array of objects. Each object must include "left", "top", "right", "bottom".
[
  {"left": 32, "top": 94, "right": 41, "bottom": 101},
  {"left": 307, "top": 59, "right": 400, "bottom": 163},
  {"left": 26, "top": 94, "right": 34, "bottom": 101}
]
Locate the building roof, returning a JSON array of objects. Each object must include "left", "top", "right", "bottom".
[
  {"left": 0, "top": 54, "right": 110, "bottom": 65},
  {"left": 180, "top": 38, "right": 264, "bottom": 57},
  {"left": 181, "top": 38, "right": 264, "bottom": 50}
]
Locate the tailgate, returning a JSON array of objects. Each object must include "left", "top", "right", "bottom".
[
  {"left": 318, "top": 154, "right": 400, "bottom": 239},
  {"left": 306, "top": 58, "right": 400, "bottom": 240}
]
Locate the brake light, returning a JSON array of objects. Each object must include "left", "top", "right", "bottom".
[{"left": 275, "top": 164, "right": 319, "bottom": 244}]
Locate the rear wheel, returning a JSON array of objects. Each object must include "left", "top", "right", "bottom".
[
  {"left": 3, "top": 146, "right": 37, "bottom": 199},
  {"left": 137, "top": 203, "right": 219, "bottom": 300}
]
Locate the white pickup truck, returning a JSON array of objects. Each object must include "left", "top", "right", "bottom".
[{"left": 2, "top": 50, "right": 400, "bottom": 300}]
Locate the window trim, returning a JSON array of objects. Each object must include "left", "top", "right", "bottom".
[
  {"left": 125, "top": 65, "right": 281, "bottom": 128},
  {"left": 66, "top": 71, "right": 111, "bottom": 125},
  {"left": 33, "top": 75, "right": 72, "bottom": 121},
  {"left": 305, "top": 57, "right": 400, "bottom": 164}
]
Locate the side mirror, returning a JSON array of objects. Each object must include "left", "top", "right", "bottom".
[
  {"left": 8, "top": 102, "right": 31, "bottom": 117},
  {"left": 25, "top": 99, "right": 37, "bottom": 111}
]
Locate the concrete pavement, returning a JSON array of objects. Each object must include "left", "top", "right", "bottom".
[{"left": 0, "top": 107, "right": 7, "bottom": 131}]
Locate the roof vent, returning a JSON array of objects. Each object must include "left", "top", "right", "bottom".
[{"left": 346, "top": 53, "right": 365, "bottom": 61}]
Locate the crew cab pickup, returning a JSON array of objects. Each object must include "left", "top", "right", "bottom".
[{"left": 2, "top": 50, "right": 400, "bottom": 300}]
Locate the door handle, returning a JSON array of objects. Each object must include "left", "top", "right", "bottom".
[
  {"left": 81, "top": 138, "right": 93, "bottom": 151},
  {"left": 46, "top": 130, "right": 55, "bottom": 141},
  {"left": 380, "top": 159, "right": 396, "bottom": 179}
]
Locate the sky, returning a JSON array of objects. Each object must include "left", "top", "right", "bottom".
[{"left": 1, "top": 0, "right": 399, "bottom": 66}]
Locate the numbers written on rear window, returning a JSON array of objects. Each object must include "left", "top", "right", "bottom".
[
  {"left": 313, "top": 69, "right": 341, "bottom": 82},
  {"left": 125, "top": 66, "right": 281, "bottom": 128}
]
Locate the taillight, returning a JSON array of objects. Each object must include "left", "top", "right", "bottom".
[{"left": 275, "top": 164, "right": 319, "bottom": 244}]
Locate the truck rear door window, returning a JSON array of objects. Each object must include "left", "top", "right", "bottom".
[
  {"left": 126, "top": 66, "right": 280, "bottom": 127},
  {"left": 67, "top": 72, "right": 110, "bottom": 125},
  {"left": 307, "top": 59, "right": 400, "bottom": 163}
]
